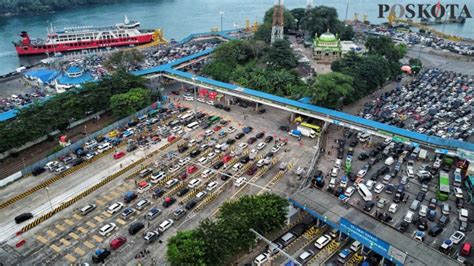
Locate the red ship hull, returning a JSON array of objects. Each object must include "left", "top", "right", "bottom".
[{"left": 15, "top": 34, "right": 154, "bottom": 56}]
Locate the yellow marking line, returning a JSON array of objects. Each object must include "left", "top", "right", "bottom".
[
  {"left": 84, "top": 241, "right": 95, "bottom": 249},
  {"left": 46, "top": 230, "right": 57, "bottom": 237},
  {"left": 65, "top": 254, "right": 76, "bottom": 263},
  {"left": 50, "top": 244, "right": 61, "bottom": 252},
  {"left": 102, "top": 194, "right": 113, "bottom": 201},
  {"left": 86, "top": 221, "right": 96, "bottom": 228},
  {"left": 64, "top": 219, "right": 74, "bottom": 226},
  {"left": 109, "top": 191, "right": 120, "bottom": 198},
  {"left": 59, "top": 238, "right": 70, "bottom": 246},
  {"left": 74, "top": 247, "right": 86, "bottom": 256},
  {"left": 116, "top": 218, "right": 127, "bottom": 225},
  {"left": 72, "top": 214, "right": 82, "bottom": 220},
  {"left": 95, "top": 199, "right": 105, "bottom": 206},
  {"left": 93, "top": 216, "right": 104, "bottom": 223},
  {"left": 36, "top": 235, "right": 48, "bottom": 244},
  {"left": 92, "top": 235, "right": 103, "bottom": 243},
  {"left": 68, "top": 232, "right": 79, "bottom": 240},
  {"left": 55, "top": 224, "right": 66, "bottom": 231},
  {"left": 78, "top": 226, "right": 88, "bottom": 234}
]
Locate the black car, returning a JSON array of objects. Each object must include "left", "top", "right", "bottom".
[
  {"left": 240, "top": 155, "right": 250, "bottom": 164},
  {"left": 92, "top": 249, "right": 111, "bottom": 263},
  {"left": 428, "top": 198, "right": 438, "bottom": 210},
  {"left": 279, "top": 125, "right": 289, "bottom": 131},
  {"left": 364, "top": 201, "right": 375, "bottom": 212},
  {"left": 399, "top": 221, "right": 409, "bottom": 232},
  {"left": 213, "top": 161, "right": 224, "bottom": 170},
  {"left": 370, "top": 172, "right": 379, "bottom": 181},
  {"left": 349, "top": 140, "right": 358, "bottom": 147},
  {"left": 256, "top": 132, "right": 265, "bottom": 139},
  {"left": 226, "top": 139, "right": 236, "bottom": 145},
  {"left": 337, "top": 148, "right": 344, "bottom": 159},
  {"left": 358, "top": 153, "right": 369, "bottom": 160},
  {"left": 416, "top": 192, "right": 426, "bottom": 202},
  {"left": 334, "top": 187, "right": 344, "bottom": 197},
  {"left": 235, "top": 133, "right": 245, "bottom": 139},
  {"left": 190, "top": 149, "right": 201, "bottom": 158},
  {"left": 177, "top": 187, "right": 190, "bottom": 197},
  {"left": 185, "top": 200, "right": 197, "bottom": 210},
  {"left": 417, "top": 218, "right": 428, "bottom": 231},
  {"left": 201, "top": 122, "right": 211, "bottom": 129},
  {"left": 214, "top": 103, "right": 224, "bottom": 109},
  {"left": 428, "top": 225, "right": 443, "bottom": 237},
  {"left": 377, "top": 166, "right": 390, "bottom": 176},
  {"left": 32, "top": 167, "right": 46, "bottom": 176},
  {"left": 223, "top": 106, "right": 231, "bottom": 112},
  {"left": 219, "top": 119, "right": 228, "bottom": 125},
  {"left": 128, "top": 222, "right": 145, "bottom": 235},
  {"left": 178, "top": 145, "right": 189, "bottom": 153},
  {"left": 258, "top": 109, "right": 266, "bottom": 114},
  {"left": 456, "top": 197, "right": 465, "bottom": 208},
  {"left": 15, "top": 213, "right": 33, "bottom": 224},
  {"left": 221, "top": 172, "right": 232, "bottom": 181},
  {"left": 264, "top": 136, "right": 274, "bottom": 143},
  {"left": 369, "top": 150, "right": 379, "bottom": 157},
  {"left": 247, "top": 137, "right": 257, "bottom": 145}
]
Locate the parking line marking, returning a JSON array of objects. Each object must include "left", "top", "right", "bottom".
[
  {"left": 50, "top": 244, "right": 61, "bottom": 253},
  {"left": 59, "top": 238, "right": 70, "bottom": 246},
  {"left": 102, "top": 194, "right": 113, "bottom": 201},
  {"left": 72, "top": 213, "right": 82, "bottom": 220},
  {"left": 69, "top": 232, "right": 79, "bottom": 240},
  {"left": 86, "top": 221, "right": 96, "bottom": 228},
  {"left": 93, "top": 216, "right": 104, "bottom": 223},
  {"left": 102, "top": 211, "right": 112, "bottom": 218},
  {"left": 84, "top": 241, "right": 95, "bottom": 249},
  {"left": 65, "top": 254, "right": 76, "bottom": 263},
  {"left": 64, "top": 219, "right": 74, "bottom": 226},
  {"left": 74, "top": 247, "right": 85, "bottom": 256},
  {"left": 95, "top": 199, "right": 105, "bottom": 206},
  {"left": 110, "top": 191, "right": 119, "bottom": 197},
  {"left": 46, "top": 230, "right": 57, "bottom": 237},
  {"left": 78, "top": 226, "right": 88, "bottom": 234},
  {"left": 116, "top": 218, "right": 126, "bottom": 225},
  {"left": 92, "top": 235, "right": 103, "bottom": 243},
  {"left": 36, "top": 235, "right": 48, "bottom": 244},
  {"left": 55, "top": 224, "right": 66, "bottom": 231}
]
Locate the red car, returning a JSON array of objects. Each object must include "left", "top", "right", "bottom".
[
  {"left": 222, "top": 155, "right": 233, "bottom": 163},
  {"left": 213, "top": 126, "right": 222, "bottom": 132},
  {"left": 110, "top": 236, "right": 127, "bottom": 250},
  {"left": 178, "top": 172, "right": 188, "bottom": 180},
  {"left": 167, "top": 135, "right": 177, "bottom": 143},
  {"left": 187, "top": 165, "right": 198, "bottom": 174},
  {"left": 461, "top": 242, "right": 471, "bottom": 256},
  {"left": 113, "top": 151, "right": 126, "bottom": 159}
]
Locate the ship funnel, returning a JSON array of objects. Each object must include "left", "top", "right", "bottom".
[{"left": 20, "top": 31, "right": 31, "bottom": 45}]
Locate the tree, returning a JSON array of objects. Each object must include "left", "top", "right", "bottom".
[
  {"left": 300, "top": 6, "right": 340, "bottom": 37},
  {"left": 306, "top": 72, "right": 354, "bottom": 109},
  {"left": 263, "top": 7, "right": 297, "bottom": 31},
  {"left": 166, "top": 230, "right": 206, "bottom": 265},
  {"left": 339, "top": 24, "right": 355, "bottom": 40},
  {"left": 254, "top": 22, "right": 272, "bottom": 43},
  {"left": 110, "top": 88, "right": 151, "bottom": 118},
  {"left": 264, "top": 39, "right": 297, "bottom": 70},
  {"left": 365, "top": 36, "right": 406, "bottom": 62},
  {"left": 290, "top": 8, "right": 306, "bottom": 29}
]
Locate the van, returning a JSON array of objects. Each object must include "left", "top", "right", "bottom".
[
  {"left": 97, "top": 142, "right": 112, "bottom": 153},
  {"left": 158, "top": 219, "right": 174, "bottom": 232},
  {"left": 409, "top": 200, "right": 420, "bottom": 211},
  {"left": 298, "top": 250, "right": 314, "bottom": 263},
  {"left": 128, "top": 222, "right": 144, "bottom": 235},
  {"left": 99, "top": 223, "right": 117, "bottom": 236},
  {"left": 314, "top": 234, "right": 332, "bottom": 249},
  {"left": 80, "top": 204, "right": 96, "bottom": 216},
  {"left": 138, "top": 168, "right": 153, "bottom": 178},
  {"left": 459, "top": 208, "right": 469, "bottom": 222},
  {"left": 280, "top": 232, "right": 296, "bottom": 246},
  {"left": 350, "top": 241, "right": 362, "bottom": 252}
]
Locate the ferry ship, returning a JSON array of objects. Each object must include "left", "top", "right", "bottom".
[{"left": 13, "top": 16, "right": 155, "bottom": 56}]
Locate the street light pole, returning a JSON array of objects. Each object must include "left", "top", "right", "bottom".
[
  {"left": 191, "top": 75, "right": 198, "bottom": 121},
  {"left": 45, "top": 187, "right": 53, "bottom": 211},
  {"left": 220, "top": 11, "right": 224, "bottom": 31}
]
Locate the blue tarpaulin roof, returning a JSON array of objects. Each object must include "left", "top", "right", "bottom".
[
  {"left": 24, "top": 68, "right": 59, "bottom": 84},
  {"left": 0, "top": 109, "right": 18, "bottom": 121},
  {"left": 66, "top": 66, "right": 82, "bottom": 73},
  {"left": 56, "top": 72, "right": 94, "bottom": 85}
]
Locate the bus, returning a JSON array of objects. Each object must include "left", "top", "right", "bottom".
[
  {"left": 437, "top": 172, "right": 450, "bottom": 201},
  {"left": 179, "top": 113, "right": 194, "bottom": 122},
  {"left": 357, "top": 183, "right": 373, "bottom": 202},
  {"left": 186, "top": 121, "right": 199, "bottom": 131},
  {"left": 300, "top": 122, "right": 321, "bottom": 133},
  {"left": 209, "top": 116, "right": 220, "bottom": 124}
]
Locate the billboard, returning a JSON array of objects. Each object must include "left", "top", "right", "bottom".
[{"left": 339, "top": 218, "right": 405, "bottom": 265}]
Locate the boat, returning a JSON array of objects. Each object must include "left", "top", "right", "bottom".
[{"left": 13, "top": 16, "right": 155, "bottom": 56}]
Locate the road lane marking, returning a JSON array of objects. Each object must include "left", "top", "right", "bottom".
[
  {"left": 93, "top": 216, "right": 104, "bottom": 223},
  {"left": 65, "top": 254, "right": 76, "bottom": 263},
  {"left": 116, "top": 218, "right": 127, "bottom": 225},
  {"left": 86, "top": 221, "right": 96, "bottom": 228},
  {"left": 46, "top": 230, "right": 57, "bottom": 237},
  {"left": 74, "top": 247, "right": 85, "bottom": 256},
  {"left": 36, "top": 235, "right": 48, "bottom": 244},
  {"left": 95, "top": 199, "right": 105, "bottom": 206},
  {"left": 64, "top": 219, "right": 74, "bottom": 226},
  {"left": 55, "top": 224, "right": 66, "bottom": 231},
  {"left": 78, "top": 227, "right": 88, "bottom": 234},
  {"left": 72, "top": 214, "right": 82, "bottom": 220},
  {"left": 84, "top": 241, "right": 95, "bottom": 249},
  {"left": 102, "top": 194, "right": 113, "bottom": 201}
]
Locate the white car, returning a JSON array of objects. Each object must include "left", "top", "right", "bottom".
[
  {"left": 206, "top": 181, "right": 219, "bottom": 191},
  {"left": 99, "top": 223, "right": 117, "bottom": 236},
  {"left": 107, "top": 202, "right": 124, "bottom": 214},
  {"left": 188, "top": 139, "right": 197, "bottom": 146},
  {"left": 171, "top": 126, "right": 182, "bottom": 133},
  {"left": 201, "top": 169, "right": 214, "bottom": 178},
  {"left": 196, "top": 191, "right": 208, "bottom": 201},
  {"left": 169, "top": 164, "right": 180, "bottom": 173},
  {"left": 158, "top": 219, "right": 174, "bottom": 232},
  {"left": 197, "top": 98, "right": 205, "bottom": 103},
  {"left": 344, "top": 186, "right": 355, "bottom": 197},
  {"left": 207, "top": 152, "right": 217, "bottom": 160},
  {"left": 198, "top": 157, "right": 208, "bottom": 165},
  {"left": 388, "top": 203, "right": 398, "bottom": 213},
  {"left": 179, "top": 157, "right": 191, "bottom": 166},
  {"left": 205, "top": 130, "right": 214, "bottom": 136},
  {"left": 239, "top": 143, "right": 248, "bottom": 150},
  {"left": 366, "top": 180, "right": 375, "bottom": 190},
  {"left": 374, "top": 183, "right": 385, "bottom": 194},
  {"left": 454, "top": 187, "right": 464, "bottom": 198},
  {"left": 227, "top": 126, "right": 237, "bottom": 133},
  {"left": 254, "top": 253, "right": 268, "bottom": 265},
  {"left": 256, "top": 142, "right": 266, "bottom": 150},
  {"left": 330, "top": 167, "right": 339, "bottom": 177},
  {"left": 150, "top": 171, "right": 166, "bottom": 183},
  {"left": 207, "top": 101, "right": 214, "bottom": 106},
  {"left": 234, "top": 177, "right": 247, "bottom": 187},
  {"left": 450, "top": 231, "right": 465, "bottom": 244},
  {"left": 188, "top": 178, "right": 202, "bottom": 189},
  {"left": 271, "top": 145, "right": 281, "bottom": 153}
]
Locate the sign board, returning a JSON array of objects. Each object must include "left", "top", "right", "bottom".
[
  {"left": 411, "top": 142, "right": 419, "bottom": 148},
  {"left": 377, "top": 130, "right": 393, "bottom": 137},
  {"left": 435, "top": 149, "right": 449, "bottom": 155},
  {"left": 457, "top": 149, "right": 474, "bottom": 162},
  {"left": 339, "top": 218, "right": 404, "bottom": 265},
  {"left": 393, "top": 135, "right": 409, "bottom": 144}
]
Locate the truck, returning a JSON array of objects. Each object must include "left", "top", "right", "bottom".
[
  {"left": 289, "top": 129, "right": 302, "bottom": 138},
  {"left": 300, "top": 122, "right": 321, "bottom": 133},
  {"left": 296, "top": 126, "right": 317, "bottom": 139}
]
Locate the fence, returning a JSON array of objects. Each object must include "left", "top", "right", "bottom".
[{"left": 21, "top": 105, "right": 154, "bottom": 176}]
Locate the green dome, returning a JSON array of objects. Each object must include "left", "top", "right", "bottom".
[{"left": 319, "top": 32, "right": 337, "bottom": 42}]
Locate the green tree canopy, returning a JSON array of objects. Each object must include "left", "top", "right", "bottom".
[
  {"left": 365, "top": 36, "right": 406, "bottom": 62},
  {"left": 166, "top": 230, "right": 207, "bottom": 265},
  {"left": 264, "top": 39, "right": 297, "bottom": 70},
  {"left": 110, "top": 88, "right": 151, "bottom": 118},
  {"left": 299, "top": 6, "right": 354, "bottom": 41},
  {"left": 254, "top": 22, "right": 272, "bottom": 43},
  {"left": 263, "top": 7, "right": 297, "bottom": 31},
  {"left": 305, "top": 72, "right": 354, "bottom": 109},
  {"left": 290, "top": 8, "right": 306, "bottom": 29}
]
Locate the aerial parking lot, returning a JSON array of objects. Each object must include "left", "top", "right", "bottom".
[{"left": 0, "top": 91, "right": 318, "bottom": 264}]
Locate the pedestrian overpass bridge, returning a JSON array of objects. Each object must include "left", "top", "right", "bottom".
[{"left": 130, "top": 32, "right": 474, "bottom": 161}]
